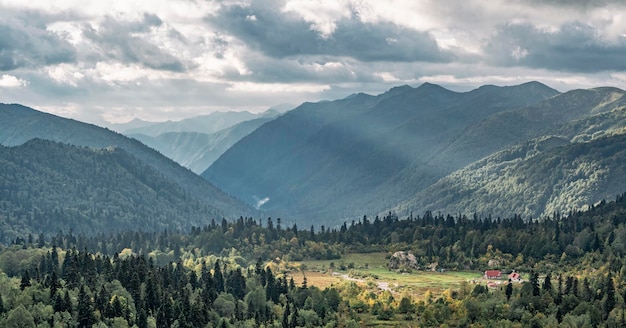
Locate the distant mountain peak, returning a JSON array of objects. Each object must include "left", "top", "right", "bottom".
[
  {"left": 381, "top": 83, "right": 451, "bottom": 98},
  {"left": 418, "top": 81, "right": 443, "bottom": 88},
  {"left": 415, "top": 82, "right": 457, "bottom": 96},
  {"left": 385, "top": 84, "right": 413, "bottom": 94},
  {"left": 516, "top": 81, "right": 560, "bottom": 93},
  {"left": 519, "top": 80, "right": 550, "bottom": 88},
  {"left": 591, "top": 86, "right": 626, "bottom": 94}
]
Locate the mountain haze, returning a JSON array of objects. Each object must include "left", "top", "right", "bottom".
[
  {"left": 130, "top": 116, "right": 275, "bottom": 174},
  {"left": 0, "top": 104, "right": 257, "bottom": 219},
  {"left": 124, "top": 110, "right": 262, "bottom": 137},
  {"left": 394, "top": 88, "right": 626, "bottom": 218},
  {"left": 203, "top": 82, "right": 560, "bottom": 225}
]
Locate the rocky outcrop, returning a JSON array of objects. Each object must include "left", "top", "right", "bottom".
[{"left": 388, "top": 251, "right": 419, "bottom": 271}]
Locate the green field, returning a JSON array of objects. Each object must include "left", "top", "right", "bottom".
[{"left": 291, "top": 252, "right": 482, "bottom": 297}]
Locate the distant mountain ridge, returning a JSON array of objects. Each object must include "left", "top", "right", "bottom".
[
  {"left": 0, "top": 103, "right": 258, "bottom": 220},
  {"left": 129, "top": 116, "right": 276, "bottom": 173},
  {"left": 203, "top": 81, "right": 560, "bottom": 225},
  {"left": 124, "top": 109, "right": 279, "bottom": 137},
  {"left": 4, "top": 81, "right": 625, "bottom": 233}
]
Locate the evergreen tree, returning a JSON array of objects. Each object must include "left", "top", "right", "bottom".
[
  {"left": 19, "top": 270, "right": 31, "bottom": 290},
  {"left": 137, "top": 308, "right": 148, "bottom": 328},
  {"left": 565, "top": 276, "right": 574, "bottom": 295},
  {"left": 214, "top": 260, "right": 225, "bottom": 293},
  {"left": 226, "top": 268, "right": 246, "bottom": 300},
  {"left": 144, "top": 275, "right": 160, "bottom": 313},
  {"left": 282, "top": 303, "right": 291, "bottom": 328},
  {"left": 0, "top": 294, "right": 4, "bottom": 314},
  {"left": 542, "top": 273, "right": 552, "bottom": 294},
  {"left": 64, "top": 289, "right": 72, "bottom": 313},
  {"left": 77, "top": 285, "right": 96, "bottom": 328},
  {"left": 94, "top": 285, "right": 109, "bottom": 314},
  {"left": 53, "top": 292, "right": 65, "bottom": 313},
  {"left": 505, "top": 281, "right": 513, "bottom": 300},
  {"left": 301, "top": 274, "right": 308, "bottom": 289},
  {"left": 582, "top": 277, "right": 593, "bottom": 302},
  {"left": 603, "top": 272, "right": 616, "bottom": 320},
  {"left": 530, "top": 272, "right": 540, "bottom": 296}
]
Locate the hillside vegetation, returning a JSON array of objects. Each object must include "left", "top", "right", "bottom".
[
  {"left": 0, "top": 140, "right": 229, "bottom": 242},
  {"left": 1, "top": 192, "right": 626, "bottom": 327},
  {"left": 0, "top": 104, "right": 257, "bottom": 220},
  {"left": 204, "top": 82, "right": 559, "bottom": 225},
  {"left": 394, "top": 92, "right": 626, "bottom": 219}
]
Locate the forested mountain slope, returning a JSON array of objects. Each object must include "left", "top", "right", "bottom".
[
  {"left": 393, "top": 87, "right": 626, "bottom": 219},
  {"left": 203, "top": 82, "right": 559, "bottom": 224},
  {"left": 0, "top": 139, "right": 231, "bottom": 242},
  {"left": 0, "top": 104, "right": 257, "bottom": 218}
]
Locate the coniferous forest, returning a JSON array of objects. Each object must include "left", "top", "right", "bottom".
[
  {"left": 3, "top": 0, "right": 626, "bottom": 326},
  {"left": 1, "top": 193, "right": 626, "bottom": 327}
]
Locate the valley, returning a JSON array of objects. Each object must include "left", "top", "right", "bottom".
[
  {"left": 3, "top": 1, "right": 625, "bottom": 326},
  {"left": 1, "top": 82, "right": 626, "bottom": 327}
]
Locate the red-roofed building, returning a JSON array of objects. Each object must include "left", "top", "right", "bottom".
[
  {"left": 509, "top": 272, "right": 522, "bottom": 282},
  {"left": 484, "top": 270, "right": 502, "bottom": 279}
]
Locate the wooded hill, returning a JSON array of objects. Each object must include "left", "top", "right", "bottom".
[
  {"left": 0, "top": 104, "right": 258, "bottom": 225},
  {"left": 0, "top": 139, "right": 234, "bottom": 242}
]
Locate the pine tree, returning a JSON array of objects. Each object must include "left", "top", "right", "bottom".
[
  {"left": 64, "top": 290, "right": 72, "bottom": 313},
  {"left": 505, "top": 281, "right": 513, "bottom": 300},
  {"left": 301, "top": 274, "right": 308, "bottom": 289},
  {"left": 227, "top": 268, "right": 246, "bottom": 300},
  {"left": 137, "top": 308, "right": 148, "bottom": 328},
  {"left": 542, "top": 273, "right": 552, "bottom": 294},
  {"left": 214, "top": 260, "right": 224, "bottom": 293},
  {"left": 603, "top": 272, "right": 616, "bottom": 320},
  {"left": 582, "top": 277, "right": 593, "bottom": 302},
  {"left": 530, "top": 271, "right": 540, "bottom": 296},
  {"left": 20, "top": 270, "right": 31, "bottom": 290},
  {"left": 77, "top": 285, "right": 96, "bottom": 328},
  {"left": 49, "top": 270, "right": 60, "bottom": 299},
  {"left": 53, "top": 292, "right": 66, "bottom": 313}
]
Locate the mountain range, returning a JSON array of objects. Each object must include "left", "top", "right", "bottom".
[
  {"left": 119, "top": 105, "right": 291, "bottom": 173},
  {"left": 129, "top": 116, "right": 276, "bottom": 174},
  {"left": 2, "top": 81, "right": 626, "bottom": 236},
  {"left": 393, "top": 87, "right": 626, "bottom": 218},
  {"left": 0, "top": 104, "right": 258, "bottom": 235},
  {"left": 203, "top": 82, "right": 626, "bottom": 226}
]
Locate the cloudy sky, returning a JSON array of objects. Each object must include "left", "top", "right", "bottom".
[{"left": 1, "top": 0, "right": 625, "bottom": 125}]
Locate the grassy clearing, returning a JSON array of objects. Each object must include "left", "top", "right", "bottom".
[{"left": 289, "top": 252, "right": 482, "bottom": 298}]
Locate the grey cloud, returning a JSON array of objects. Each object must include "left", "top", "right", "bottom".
[
  {"left": 521, "top": 0, "right": 623, "bottom": 9},
  {"left": 81, "top": 14, "right": 186, "bottom": 72},
  {"left": 0, "top": 18, "right": 76, "bottom": 71},
  {"left": 221, "top": 55, "right": 368, "bottom": 84},
  {"left": 485, "top": 22, "right": 626, "bottom": 72},
  {"left": 210, "top": 3, "right": 453, "bottom": 63}
]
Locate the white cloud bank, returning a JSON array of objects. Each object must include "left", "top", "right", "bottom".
[{"left": 0, "top": 74, "right": 27, "bottom": 88}]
